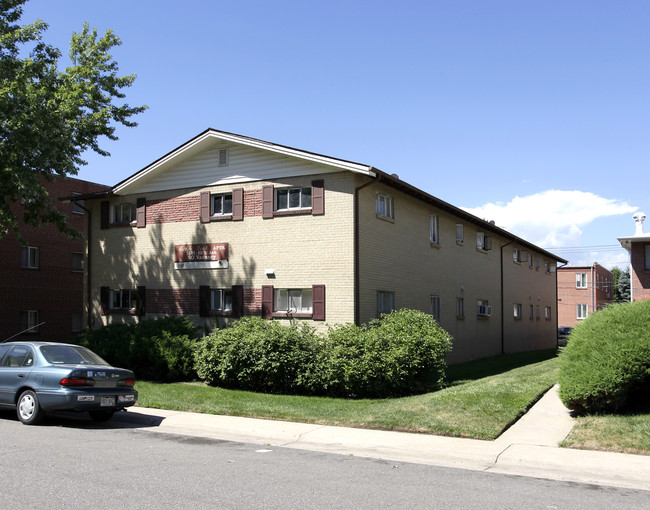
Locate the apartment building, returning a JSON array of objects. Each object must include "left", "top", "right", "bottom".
[
  {"left": 0, "top": 176, "right": 110, "bottom": 341},
  {"left": 557, "top": 263, "right": 614, "bottom": 328},
  {"left": 618, "top": 212, "right": 650, "bottom": 301},
  {"left": 72, "top": 129, "right": 566, "bottom": 363}
]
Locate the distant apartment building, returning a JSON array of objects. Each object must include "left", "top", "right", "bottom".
[
  {"left": 618, "top": 212, "right": 650, "bottom": 302},
  {"left": 557, "top": 263, "right": 614, "bottom": 327},
  {"left": 0, "top": 176, "right": 110, "bottom": 341}
]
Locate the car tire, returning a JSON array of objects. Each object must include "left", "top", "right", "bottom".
[
  {"left": 17, "top": 390, "right": 44, "bottom": 425},
  {"left": 89, "top": 410, "right": 115, "bottom": 422}
]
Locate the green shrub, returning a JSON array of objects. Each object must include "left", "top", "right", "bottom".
[
  {"left": 194, "top": 317, "right": 320, "bottom": 394},
  {"left": 558, "top": 301, "right": 650, "bottom": 415},
  {"left": 74, "top": 316, "right": 199, "bottom": 382}
]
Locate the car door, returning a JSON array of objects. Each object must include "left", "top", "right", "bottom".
[{"left": 0, "top": 345, "right": 35, "bottom": 405}]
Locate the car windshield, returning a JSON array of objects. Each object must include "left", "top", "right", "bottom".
[{"left": 39, "top": 345, "right": 109, "bottom": 366}]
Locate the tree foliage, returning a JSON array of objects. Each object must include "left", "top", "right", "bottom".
[{"left": 0, "top": 0, "right": 146, "bottom": 239}]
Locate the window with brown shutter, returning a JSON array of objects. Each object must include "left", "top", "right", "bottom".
[
  {"left": 232, "top": 285, "right": 243, "bottom": 318},
  {"left": 311, "top": 180, "right": 324, "bottom": 215},
  {"left": 232, "top": 188, "right": 244, "bottom": 221},
  {"left": 200, "top": 192, "right": 211, "bottom": 223},
  {"left": 137, "top": 286, "right": 146, "bottom": 316},
  {"left": 261, "top": 285, "right": 274, "bottom": 318},
  {"left": 262, "top": 185, "right": 274, "bottom": 218},
  {"left": 100, "top": 286, "right": 109, "bottom": 315},
  {"left": 199, "top": 285, "right": 211, "bottom": 317},
  {"left": 312, "top": 284, "right": 325, "bottom": 320},
  {"left": 136, "top": 198, "right": 146, "bottom": 228},
  {"left": 100, "top": 201, "right": 110, "bottom": 229}
]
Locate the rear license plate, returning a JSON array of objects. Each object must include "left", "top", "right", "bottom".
[{"left": 100, "top": 396, "right": 115, "bottom": 407}]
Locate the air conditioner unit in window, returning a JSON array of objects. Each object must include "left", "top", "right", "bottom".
[{"left": 477, "top": 305, "right": 492, "bottom": 317}]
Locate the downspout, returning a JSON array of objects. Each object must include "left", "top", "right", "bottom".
[
  {"left": 354, "top": 176, "right": 377, "bottom": 325},
  {"left": 556, "top": 261, "right": 568, "bottom": 348},
  {"left": 499, "top": 240, "right": 514, "bottom": 354},
  {"left": 591, "top": 264, "right": 595, "bottom": 315},
  {"left": 74, "top": 200, "right": 93, "bottom": 330}
]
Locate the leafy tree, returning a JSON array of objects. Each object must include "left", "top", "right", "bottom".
[
  {"left": 611, "top": 266, "right": 622, "bottom": 301},
  {"left": 617, "top": 268, "right": 631, "bottom": 302},
  {"left": 0, "top": 0, "right": 146, "bottom": 240}
]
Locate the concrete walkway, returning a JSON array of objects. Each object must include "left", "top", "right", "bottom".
[{"left": 115, "top": 385, "right": 650, "bottom": 491}]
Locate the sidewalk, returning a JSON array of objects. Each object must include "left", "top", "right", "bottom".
[{"left": 116, "top": 385, "right": 650, "bottom": 491}]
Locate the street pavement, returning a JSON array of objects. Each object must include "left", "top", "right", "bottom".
[{"left": 114, "top": 385, "right": 650, "bottom": 492}]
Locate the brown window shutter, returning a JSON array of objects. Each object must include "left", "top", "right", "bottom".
[
  {"left": 200, "top": 191, "right": 211, "bottom": 223},
  {"left": 136, "top": 285, "right": 146, "bottom": 316},
  {"left": 311, "top": 180, "right": 324, "bottom": 215},
  {"left": 261, "top": 285, "right": 274, "bottom": 318},
  {"left": 199, "top": 285, "right": 211, "bottom": 317},
  {"left": 262, "top": 185, "right": 274, "bottom": 218},
  {"left": 232, "top": 188, "right": 244, "bottom": 221},
  {"left": 100, "top": 286, "right": 109, "bottom": 315},
  {"left": 100, "top": 201, "right": 110, "bottom": 229},
  {"left": 312, "top": 284, "right": 325, "bottom": 320},
  {"left": 136, "top": 197, "right": 146, "bottom": 228},
  {"left": 232, "top": 285, "right": 243, "bottom": 318}
]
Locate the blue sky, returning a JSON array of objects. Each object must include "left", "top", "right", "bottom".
[{"left": 20, "top": 0, "right": 650, "bottom": 269}]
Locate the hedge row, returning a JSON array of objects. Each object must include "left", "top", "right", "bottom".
[{"left": 194, "top": 309, "right": 453, "bottom": 398}]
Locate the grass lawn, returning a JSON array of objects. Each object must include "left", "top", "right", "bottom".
[
  {"left": 136, "top": 349, "right": 558, "bottom": 440},
  {"left": 561, "top": 414, "right": 650, "bottom": 455}
]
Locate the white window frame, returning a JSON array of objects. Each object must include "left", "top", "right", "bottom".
[
  {"left": 430, "top": 215, "right": 439, "bottom": 244},
  {"left": 211, "top": 289, "right": 233, "bottom": 312},
  {"left": 72, "top": 252, "right": 84, "bottom": 272},
  {"left": 477, "top": 299, "right": 491, "bottom": 317},
  {"left": 513, "top": 303, "right": 522, "bottom": 319},
  {"left": 545, "top": 306, "right": 552, "bottom": 320},
  {"left": 211, "top": 193, "right": 233, "bottom": 217},
  {"left": 536, "top": 305, "right": 541, "bottom": 320},
  {"left": 19, "top": 310, "right": 39, "bottom": 334},
  {"left": 110, "top": 289, "right": 137, "bottom": 311},
  {"left": 476, "top": 232, "right": 491, "bottom": 251},
  {"left": 20, "top": 246, "right": 39, "bottom": 269},
  {"left": 111, "top": 203, "right": 135, "bottom": 224},
  {"left": 577, "top": 303, "right": 588, "bottom": 319},
  {"left": 457, "top": 297, "right": 464, "bottom": 319},
  {"left": 275, "top": 288, "right": 313, "bottom": 313},
  {"left": 377, "top": 290, "right": 395, "bottom": 316},
  {"left": 513, "top": 248, "right": 528, "bottom": 263},
  {"left": 376, "top": 193, "right": 394, "bottom": 219},
  {"left": 576, "top": 273, "right": 588, "bottom": 288},
  {"left": 529, "top": 304, "right": 534, "bottom": 320},
  {"left": 430, "top": 295, "right": 441, "bottom": 322},
  {"left": 276, "top": 187, "right": 312, "bottom": 211},
  {"left": 456, "top": 224, "right": 464, "bottom": 244}
]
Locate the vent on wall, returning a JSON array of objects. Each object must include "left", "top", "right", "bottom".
[{"left": 218, "top": 148, "right": 229, "bottom": 167}]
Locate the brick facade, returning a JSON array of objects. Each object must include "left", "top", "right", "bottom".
[
  {"left": 0, "top": 176, "right": 109, "bottom": 341},
  {"left": 557, "top": 263, "right": 614, "bottom": 328},
  {"left": 630, "top": 242, "right": 650, "bottom": 301}
]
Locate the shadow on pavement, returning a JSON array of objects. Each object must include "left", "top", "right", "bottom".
[{"left": 0, "top": 407, "right": 166, "bottom": 429}]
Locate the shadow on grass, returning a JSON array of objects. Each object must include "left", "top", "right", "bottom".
[{"left": 445, "top": 349, "right": 558, "bottom": 386}]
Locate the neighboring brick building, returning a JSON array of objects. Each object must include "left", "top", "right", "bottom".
[
  {"left": 74, "top": 129, "right": 566, "bottom": 364},
  {"left": 0, "top": 176, "right": 110, "bottom": 341},
  {"left": 557, "top": 263, "right": 614, "bottom": 328},
  {"left": 618, "top": 212, "right": 650, "bottom": 301}
]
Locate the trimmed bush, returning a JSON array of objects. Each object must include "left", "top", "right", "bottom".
[
  {"left": 558, "top": 300, "right": 650, "bottom": 415},
  {"left": 74, "top": 316, "right": 199, "bottom": 382},
  {"left": 195, "top": 309, "right": 453, "bottom": 398}
]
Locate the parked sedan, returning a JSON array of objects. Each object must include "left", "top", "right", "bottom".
[{"left": 0, "top": 341, "right": 137, "bottom": 425}]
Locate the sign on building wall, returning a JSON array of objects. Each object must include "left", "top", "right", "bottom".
[{"left": 174, "top": 243, "right": 229, "bottom": 269}]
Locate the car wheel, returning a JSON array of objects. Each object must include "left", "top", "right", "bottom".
[
  {"left": 17, "top": 390, "right": 44, "bottom": 425},
  {"left": 89, "top": 410, "right": 115, "bottom": 422}
]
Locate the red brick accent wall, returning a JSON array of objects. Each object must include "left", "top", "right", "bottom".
[
  {"left": 244, "top": 288, "right": 262, "bottom": 316},
  {"left": 631, "top": 242, "right": 650, "bottom": 301},
  {"left": 244, "top": 189, "right": 263, "bottom": 218},
  {"left": 147, "top": 288, "right": 199, "bottom": 314},
  {"left": 146, "top": 196, "right": 200, "bottom": 224}
]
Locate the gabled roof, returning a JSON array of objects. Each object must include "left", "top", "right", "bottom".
[{"left": 112, "top": 128, "right": 376, "bottom": 194}]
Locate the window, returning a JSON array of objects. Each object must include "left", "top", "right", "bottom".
[
  {"left": 72, "top": 312, "right": 84, "bottom": 332},
  {"left": 536, "top": 305, "right": 541, "bottom": 320},
  {"left": 535, "top": 256, "right": 542, "bottom": 270},
  {"left": 376, "top": 193, "right": 394, "bottom": 219},
  {"left": 430, "top": 215, "right": 439, "bottom": 244},
  {"left": 529, "top": 304, "right": 534, "bottom": 320},
  {"left": 111, "top": 203, "right": 135, "bottom": 224},
  {"left": 1, "top": 345, "right": 34, "bottom": 367},
  {"left": 377, "top": 290, "right": 395, "bottom": 316},
  {"left": 456, "top": 297, "right": 464, "bottom": 319},
  {"left": 576, "top": 273, "right": 588, "bottom": 288},
  {"left": 110, "top": 289, "right": 137, "bottom": 311},
  {"left": 276, "top": 187, "right": 312, "bottom": 211},
  {"left": 456, "top": 224, "right": 464, "bottom": 244},
  {"left": 529, "top": 255, "right": 534, "bottom": 269},
  {"left": 71, "top": 193, "right": 85, "bottom": 214},
  {"left": 577, "top": 304, "right": 588, "bottom": 319},
  {"left": 513, "top": 303, "right": 523, "bottom": 319},
  {"left": 19, "top": 310, "right": 39, "bottom": 334},
  {"left": 20, "top": 246, "right": 39, "bottom": 269},
  {"left": 72, "top": 252, "right": 84, "bottom": 272},
  {"left": 275, "top": 288, "right": 313, "bottom": 313},
  {"left": 545, "top": 306, "right": 552, "bottom": 320},
  {"left": 477, "top": 299, "right": 491, "bottom": 317},
  {"left": 545, "top": 261, "right": 555, "bottom": 273},
  {"left": 513, "top": 248, "right": 528, "bottom": 263},
  {"left": 645, "top": 244, "right": 650, "bottom": 271},
  {"left": 212, "top": 193, "right": 232, "bottom": 216},
  {"left": 430, "top": 295, "right": 441, "bottom": 322},
  {"left": 211, "top": 289, "right": 232, "bottom": 312},
  {"left": 476, "top": 232, "right": 491, "bottom": 251}
]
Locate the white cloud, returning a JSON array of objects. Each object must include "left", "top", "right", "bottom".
[{"left": 461, "top": 190, "right": 637, "bottom": 249}]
